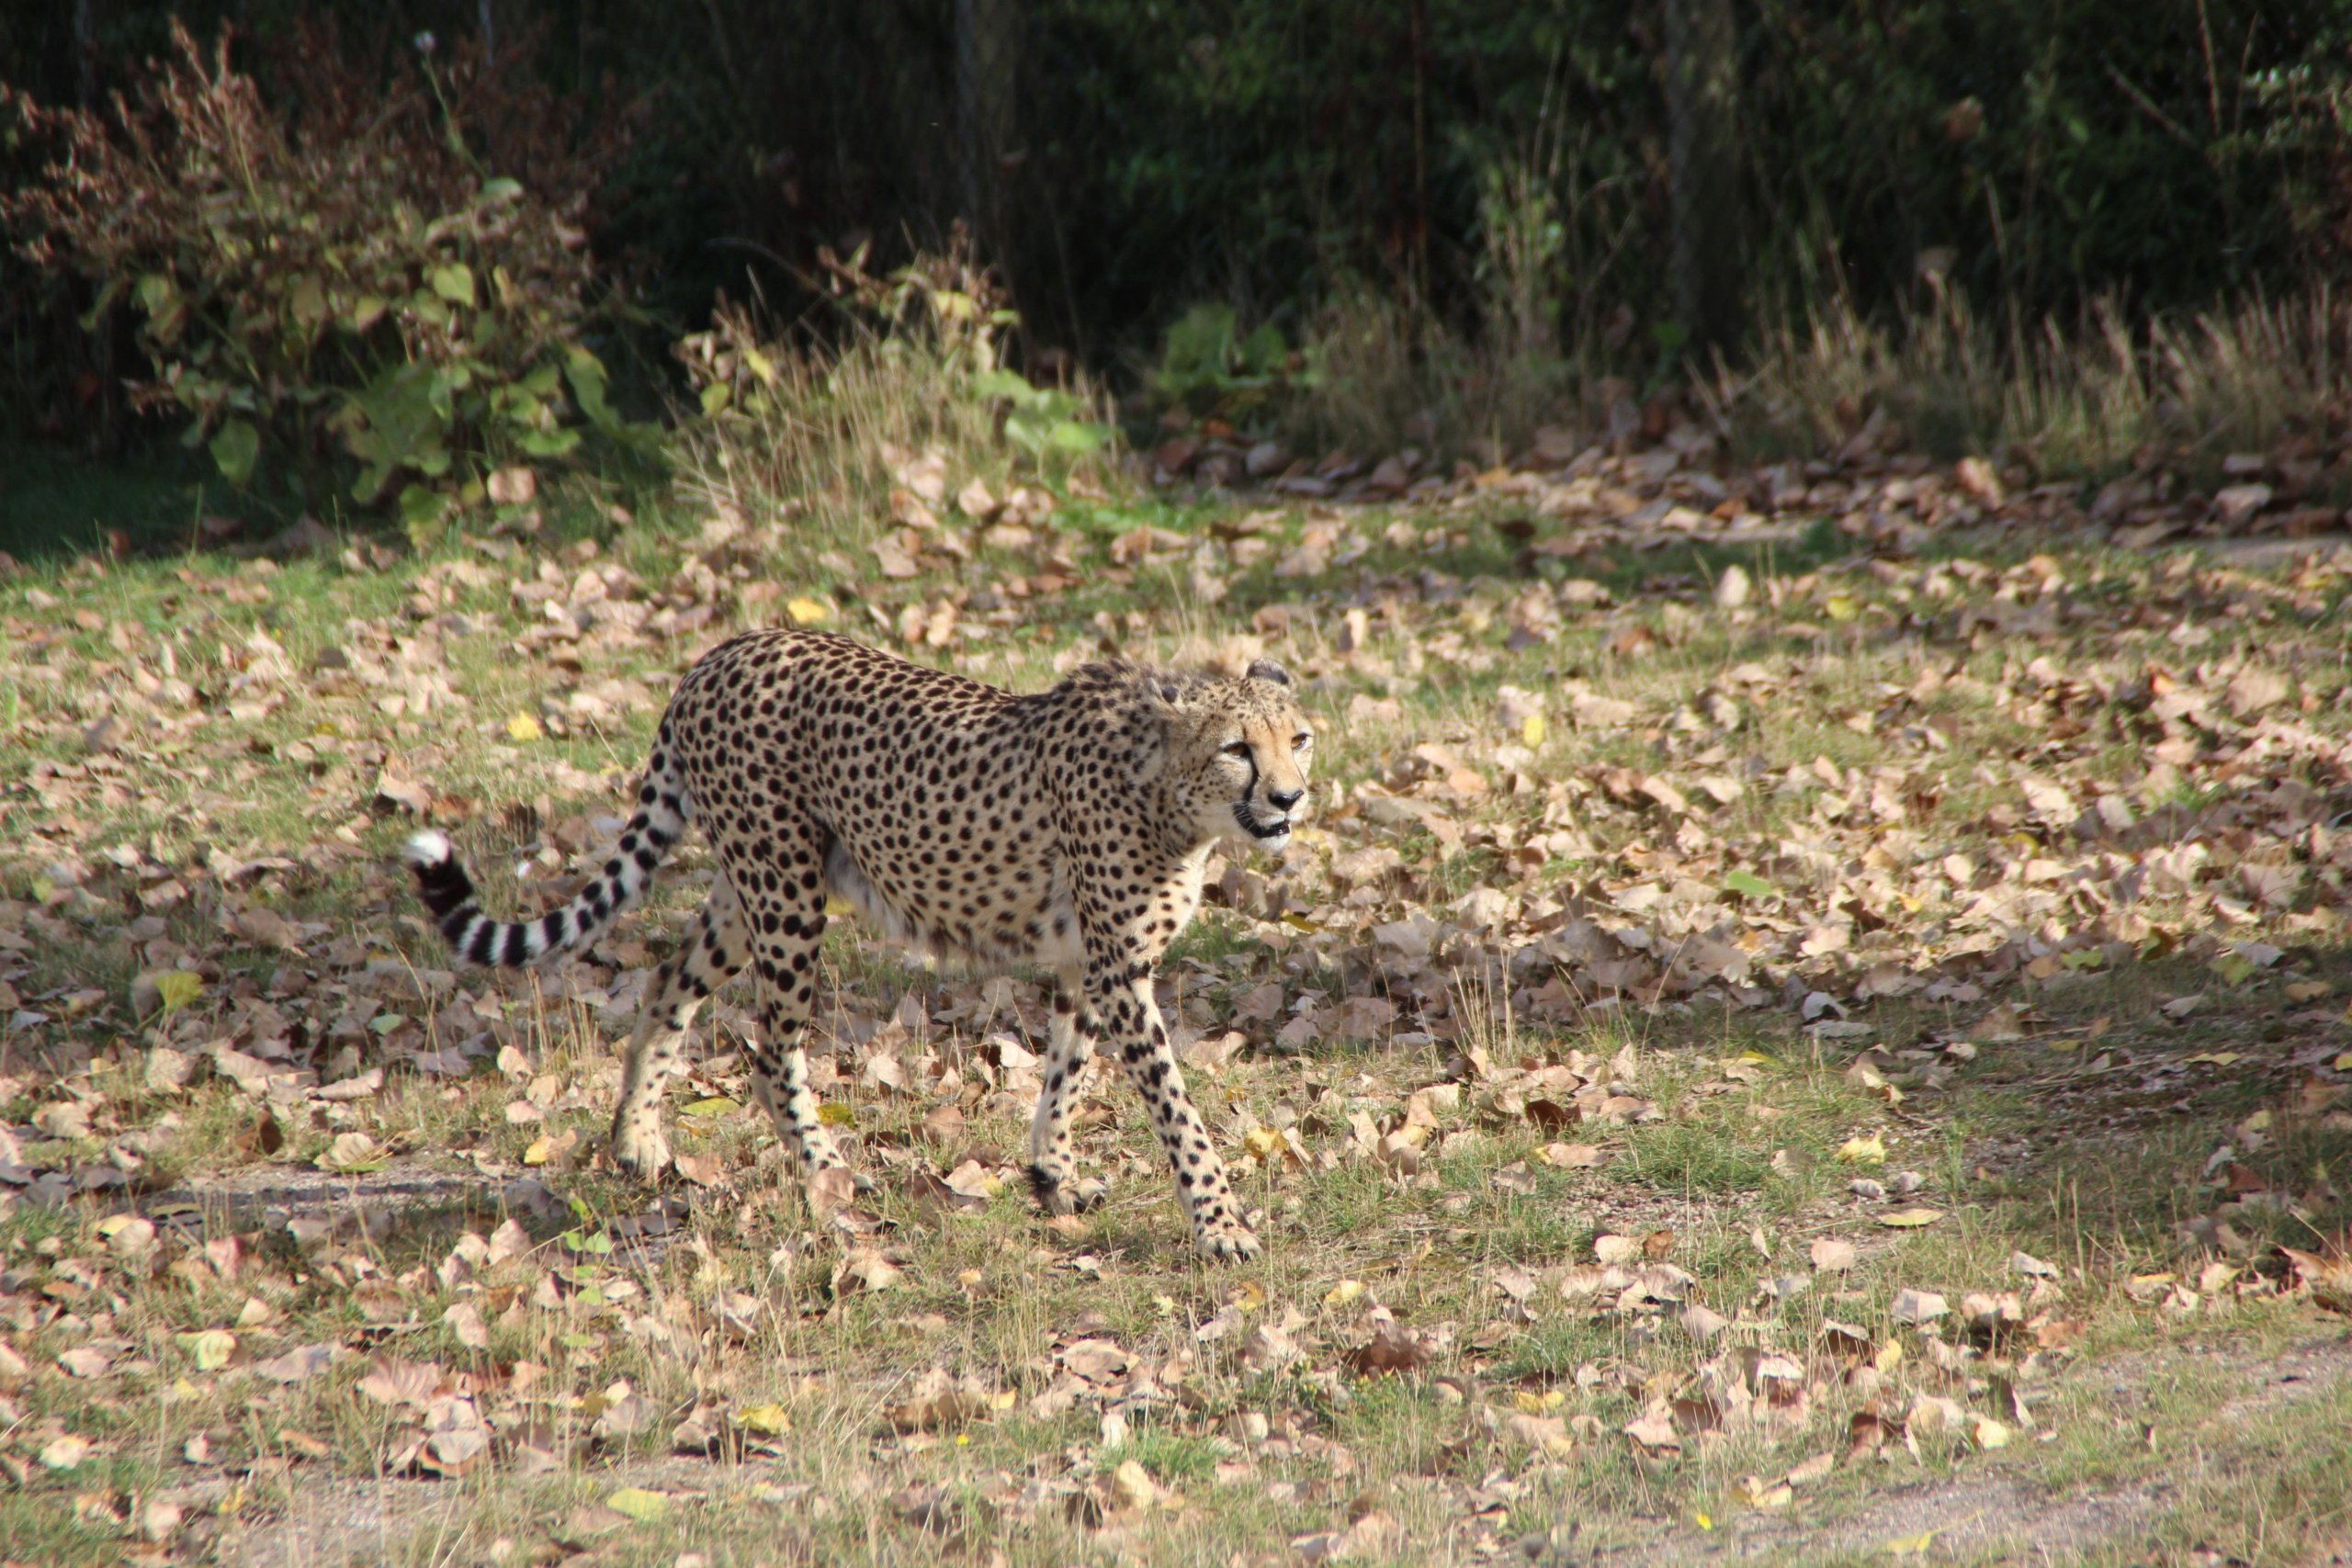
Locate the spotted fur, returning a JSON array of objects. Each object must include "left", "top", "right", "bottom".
[{"left": 401, "top": 628, "right": 1314, "bottom": 1259}]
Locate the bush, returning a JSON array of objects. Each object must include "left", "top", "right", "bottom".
[
  {"left": 673, "top": 228, "right": 1117, "bottom": 538},
  {"left": 2, "top": 18, "right": 632, "bottom": 519},
  {"left": 1713, "top": 285, "right": 2352, "bottom": 480}
]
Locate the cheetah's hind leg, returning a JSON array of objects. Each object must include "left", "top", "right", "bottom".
[
  {"left": 610, "top": 875, "right": 747, "bottom": 1179},
  {"left": 1026, "top": 979, "right": 1109, "bottom": 1215}
]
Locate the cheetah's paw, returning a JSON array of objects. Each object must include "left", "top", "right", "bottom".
[
  {"left": 1193, "top": 1218, "right": 1262, "bottom": 1261},
  {"left": 1028, "top": 1165, "right": 1109, "bottom": 1216},
  {"left": 609, "top": 1122, "right": 673, "bottom": 1182}
]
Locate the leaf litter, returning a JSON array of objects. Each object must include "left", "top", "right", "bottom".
[{"left": 1, "top": 420, "right": 2350, "bottom": 1560}]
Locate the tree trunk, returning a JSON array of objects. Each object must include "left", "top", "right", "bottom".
[
  {"left": 954, "top": 0, "right": 1021, "bottom": 288},
  {"left": 1666, "top": 0, "right": 1742, "bottom": 363},
  {"left": 74, "top": 0, "right": 96, "bottom": 109}
]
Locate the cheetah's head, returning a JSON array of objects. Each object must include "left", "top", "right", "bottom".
[{"left": 1160, "top": 658, "right": 1315, "bottom": 854}]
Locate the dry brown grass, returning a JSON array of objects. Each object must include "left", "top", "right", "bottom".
[{"left": 1714, "top": 285, "right": 2352, "bottom": 481}]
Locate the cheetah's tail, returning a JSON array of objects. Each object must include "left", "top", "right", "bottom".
[{"left": 400, "top": 756, "right": 692, "bottom": 968}]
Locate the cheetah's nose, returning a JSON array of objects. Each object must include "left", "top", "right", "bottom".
[{"left": 1266, "top": 786, "right": 1305, "bottom": 812}]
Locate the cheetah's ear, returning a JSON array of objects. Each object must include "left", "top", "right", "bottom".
[{"left": 1245, "top": 658, "right": 1293, "bottom": 687}]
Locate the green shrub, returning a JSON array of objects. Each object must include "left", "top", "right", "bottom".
[
  {"left": 1147, "top": 304, "right": 1311, "bottom": 425},
  {"left": 673, "top": 229, "right": 1118, "bottom": 537},
  {"left": 3, "top": 18, "right": 630, "bottom": 519}
]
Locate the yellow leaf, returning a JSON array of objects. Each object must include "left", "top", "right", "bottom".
[
  {"left": 179, "top": 1329, "right": 236, "bottom": 1371},
  {"left": 817, "top": 1102, "right": 856, "bottom": 1126},
  {"left": 521, "top": 1134, "right": 554, "bottom": 1166},
  {"left": 1878, "top": 1207, "right": 1944, "bottom": 1228},
  {"left": 1244, "top": 1127, "right": 1286, "bottom": 1159},
  {"left": 1837, "top": 1133, "right": 1887, "bottom": 1165},
  {"left": 2186, "top": 1052, "right": 2240, "bottom": 1066},
  {"left": 153, "top": 970, "right": 206, "bottom": 1013},
  {"left": 1513, "top": 1388, "right": 1566, "bottom": 1414},
  {"left": 1883, "top": 1528, "right": 1941, "bottom": 1557},
  {"left": 1824, "top": 594, "right": 1859, "bottom": 622},
  {"left": 786, "top": 597, "right": 833, "bottom": 626},
  {"left": 1323, "top": 1280, "right": 1366, "bottom": 1308},
  {"left": 505, "top": 713, "right": 543, "bottom": 742},
  {"left": 734, "top": 1403, "right": 790, "bottom": 1435},
  {"left": 1521, "top": 713, "right": 1547, "bottom": 748},
  {"left": 605, "top": 1487, "right": 671, "bottom": 1521}
]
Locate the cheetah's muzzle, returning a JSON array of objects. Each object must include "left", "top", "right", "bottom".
[{"left": 1235, "top": 805, "right": 1293, "bottom": 839}]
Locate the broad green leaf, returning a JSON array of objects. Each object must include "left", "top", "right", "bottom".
[
  {"left": 288, "top": 274, "right": 328, "bottom": 326},
  {"left": 565, "top": 346, "right": 614, "bottom": 427},
  {"left": 927, "top": 288, "right": 978, "bottom": 322},
  {"left": 1722, "top": 869, "right": 1775, "bottom": 899},
  {"left": 1048, "top": 419, "right": 1112, "bottom": 453},
  {"left": 478, "top": 176, "right": 524, "bottom": 205},
  {"left": 698, "top": 382, "right": 733, "bottom": 417},
  {"left": 970, "top": 368, "right": 1041, "bottom": 405},
  {"left": 430, "top": 265, "right": 476, "bottom": 307},
  {"left": 138, "top": 272, "right": 187, "bottom": 343},
  {"left": 398, "top": 484, "right": 446, "bottom": 528},
  {"left": 209, "top": 420, "right": 260, "bottom": 487}
]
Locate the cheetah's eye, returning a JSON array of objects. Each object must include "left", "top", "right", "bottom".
[
  {"left": 1293, "top": 732, "right": 1315, "bottom": 750},
  {"left": 1221, "top": 741, "right": 1251, "bottom": 760}
]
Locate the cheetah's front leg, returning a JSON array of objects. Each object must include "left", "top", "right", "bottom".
[{"left": 1088, "top": 969, "right": 1260, "bottom": 1260}]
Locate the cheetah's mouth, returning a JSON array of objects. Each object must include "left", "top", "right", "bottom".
[{"left": 1234, "top": 804, "right": 1293, "bottom": 840}]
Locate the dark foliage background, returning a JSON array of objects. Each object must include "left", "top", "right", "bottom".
[{"left": 6, "top": 0, "right": 2349, "bottom": 445}]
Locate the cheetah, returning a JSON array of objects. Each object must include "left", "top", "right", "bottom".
[{"left": 401, "top": 628, "right": 1314, "bottom": 1259}]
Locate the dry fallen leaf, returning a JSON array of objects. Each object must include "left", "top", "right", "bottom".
[
  {"left": 1810, "top": 1238, "right": 1859, "bottom": 1272},
  {"left": 1343, "top": 1316, "right": 1430, "bottom": 1377},
  {"left": 2281, "top": 1243, "right": 2352, "bottom": 1316}
]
